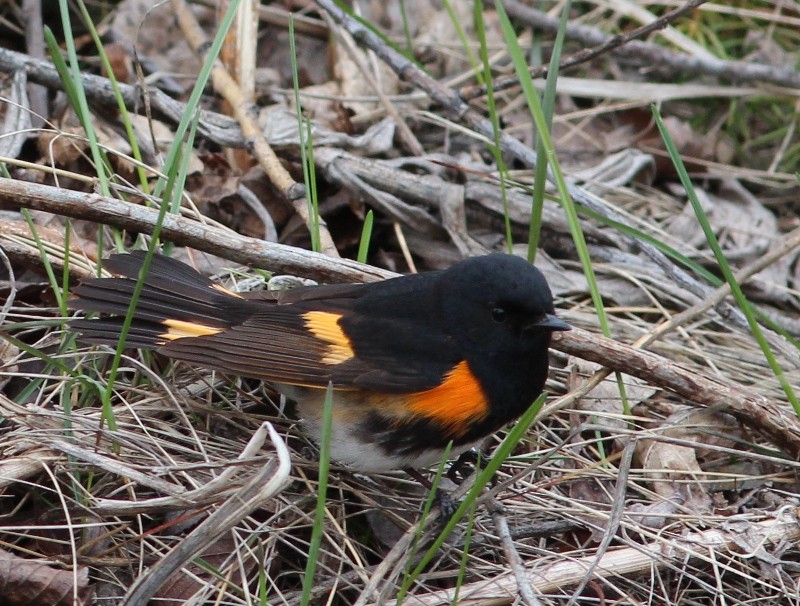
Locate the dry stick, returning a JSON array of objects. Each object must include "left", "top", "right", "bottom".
[
  {"left": 542, "top": 228, "right": 800, "bottom": 448},
  {"left": 0, "top": 47, "right": 245, "bottom": 147},
  {"left": 486, "top": 495, "right": 543, "bottom": 606},
  {"left": 551, "top": 327, "right": 800, "bottom": 458},
  {"left": 461, "top": 0, "right": 710, "bottom": 101},
  {"left": 313, "top": 0, "right": 786, "bottom": 369},
  {"left": 377, "top": 508, "right": 800, "bottom": 606},
  {"left": 563, "top": 219, "right": 800, "bottom": 452},
  {"left": 0, "top": 178, "right": 392, "bottom": 283},
  {"left": 220, "top": 0, "right": 259, "bottom": 171},
  {"left": 568, "top": 223, "right": 800, "bottom": 445},
  {"left": 546, "top": 224, "right": 800, "bottom": 448},
  {"left": 172, "top": 0, "right": 339, "bottom": 257},
  {"left": 500, "top": 0, "right": 800, "bottom": 90},
  {"left": 22, "top": 0, "right": 47, "bottom": 129}
]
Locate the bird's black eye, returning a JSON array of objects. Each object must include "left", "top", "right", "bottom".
[{"left": 491, "top": 306, "right": 507, "bottom": 323}]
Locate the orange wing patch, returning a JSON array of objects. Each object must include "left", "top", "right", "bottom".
[
  {"left": 303, "top": 311, "right": 355, "bottom": 365},
  {"left": 408, "top": 360, "right": 488, "bottom": 437},
  {"left": 160, "top": 319, "right": 222, "bottom": 341}
]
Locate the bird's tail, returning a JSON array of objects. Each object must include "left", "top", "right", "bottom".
[{"left": 69, "top": 252, "right": 253, "bottom": 349}]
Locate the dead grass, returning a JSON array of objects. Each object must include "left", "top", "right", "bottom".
[{"left": 0, "top": 0, "right": 799, "bottom": 605}]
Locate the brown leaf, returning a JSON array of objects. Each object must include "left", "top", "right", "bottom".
[
  {"left": 636, "top": 408, "right": 745, "bottom": 512},
  {"left": 0, "top": 547, "right": 93, "bottom": 606},
  {"left": 0, "top": 338, "right": 19, "bottom": 390}
]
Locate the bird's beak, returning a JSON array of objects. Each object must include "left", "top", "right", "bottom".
[{"left": 526, "top": 314, "right": 571, "bottom": 332}]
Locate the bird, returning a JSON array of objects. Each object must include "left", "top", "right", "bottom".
[{"left": 69, "top": 251, "right": 570, "bottom": 472}]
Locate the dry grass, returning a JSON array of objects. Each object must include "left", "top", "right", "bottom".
[
  {"left": 1, "top": 0, "right": 799, "bottom": 604},
  {"left": 2, "top": 249, "right": 799, "bottom": 603}
]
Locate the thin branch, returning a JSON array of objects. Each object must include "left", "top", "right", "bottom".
[
  {"left": 498, "top": 0, "right": 800, "bottom": 90},
  {"left": 551, "top": 327, "right": 800, "bottom": 459},
  {"left": 0, "top": 47, "right": 244, "bottom": 146},
  {"left": 487, "top": 495, "right": 543, "bottom": 606},
  {"left": 461, "top": 0, "right": 711, "bottom": 101}
]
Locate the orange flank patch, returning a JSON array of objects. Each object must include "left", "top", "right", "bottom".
[
  {"left": 408, "top": 361, "right": 488, "bottom": 437},
  {"left": 303, "top": 311, "right": 355, "bottom": 365},
  {"left": 160, "top": 319, "right": 222, "bottom": 340}
]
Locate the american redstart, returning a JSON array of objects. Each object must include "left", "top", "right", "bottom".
[{"left": 69, "top": 251, "right": 570, "bottom": 472}]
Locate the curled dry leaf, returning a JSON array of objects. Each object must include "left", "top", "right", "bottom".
[
  {"left": 36, "top": 117, "right": 86, "bottom": 167},
  {"left": 665, "top": 179, "right": 794, "bottom": 306},
  {"left": 258, "top": 107, "right": 395, "bottom": 154},
  {"left": 0, "top": 338, "right": 19, "bottom": 390},
  {"left": 636, "top": 408, "right": 747, "bottom": 512},
  {"left": 0, "top": 70, "right": 32, "bottom": 160},
  {"left": 0, "top": 547, "right": 93, "bottom": 606}
]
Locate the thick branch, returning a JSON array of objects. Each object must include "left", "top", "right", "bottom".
[{"left": 0, "top": 178, "right": 390, "bottom": 283}]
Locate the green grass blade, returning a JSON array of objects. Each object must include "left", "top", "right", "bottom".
[
  {"left": 43, "top": 27, "right": 79, "bottom": 108},
  {"left": 443, "top": 0, "right": 483, "bottom": 83},
  {"left": 74, "top": 0, "right": 150, "bottom": 194},
  {"left": 451, "top": 496, "right": 478, "bottom": 606},
  {"left": 398, "top": 0, "right": 413, "bottom": 54},
  {"left": 528, "top": 0, "right": 571, "bottom": 262},
  {"left": 21, "top": 209, "right": 65, "bottom": 315},
  {"left": 653, "top": 106, "right": 800, "bottom": 416},
  {"left": 300, "top": 383, "right": 334, "bottom": 605},
  {"left": 357, "top": 210, "right": 374, "bottom": 263},
  {"left": 56, "top": 2, "right": 112, "bottom": 198},
  {"left": 475, "top": 0, "right": 513, "bottom": 252},
  {"left": 289, "top": 16, "right": 321, "bottom": 252}
]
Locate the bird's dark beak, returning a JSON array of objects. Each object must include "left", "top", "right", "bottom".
[{"left": 526, "top": 314, "right": 571, "bottom": 332}]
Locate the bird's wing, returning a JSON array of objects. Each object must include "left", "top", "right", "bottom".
[{"left": 159, "top": 303, "right": 460, "bottom": 393}]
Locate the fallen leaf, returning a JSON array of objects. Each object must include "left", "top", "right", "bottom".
[{"left": 0, "top": 547, "right": 93, "bottom": 606}]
